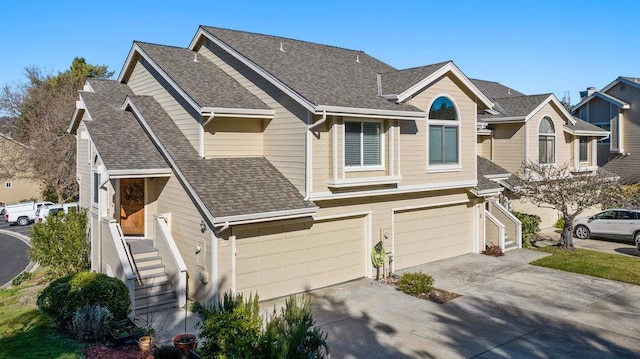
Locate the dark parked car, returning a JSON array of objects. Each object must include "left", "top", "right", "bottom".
[{"left": 574, "top": 209, "right": 640, "bottom": 250}]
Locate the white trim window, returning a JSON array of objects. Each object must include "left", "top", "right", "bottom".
[
  {"left": 428, "top": 97, "right": 459, "bottom": 167},
  {"left": 92, "top": 172, "right": 100, "bottom": 206},
  {"left": 579, "top": 137, "right": 588, "bottom": 162},
  {"left": 538, "top": 117, "right": 555, "bottom": 164},
  {"left": 344, "top": 120, "right": 383, "bottom": 169}
]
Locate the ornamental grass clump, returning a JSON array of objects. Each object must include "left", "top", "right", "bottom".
[{"left": 397, "top": 271, "right": 434, "bottom": 296}]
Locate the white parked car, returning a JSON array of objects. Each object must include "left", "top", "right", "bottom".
[
  {"left": 573, "top": 209, "right": 640, "bottom": 250},
  {"left": 5, "top": 201, "right": 55, "bottom": 226},
  {"left": 37, "top": 202, "right": 79, "bottom": 223}
]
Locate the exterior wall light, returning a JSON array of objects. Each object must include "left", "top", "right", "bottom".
[{"left": 200, "top": 220, "right": 206, "bottom": 233}]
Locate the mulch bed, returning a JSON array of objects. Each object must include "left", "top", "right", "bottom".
[
  {"left": 383, "top": 276, "right": 461, "bottom": 304},
  {"left": 84, "top": 345, "right": 154, "bottom": 359}
]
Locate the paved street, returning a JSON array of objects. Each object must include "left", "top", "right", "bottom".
[{"left": 0, "top": 220, "right": 32, "bottom": 287}]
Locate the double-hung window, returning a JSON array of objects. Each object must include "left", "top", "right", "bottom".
[
  {"left": 538, "top": 117, "right": 555, "bottom": 164},
  {"left": 428, "top": 97, "right": 459, "bottom": 166},
  {"left": 579, "top": 137, "right": 588, "bottom": 162},
  {"left": 345, "top": 121, "right": 382, "bottom": 168}
]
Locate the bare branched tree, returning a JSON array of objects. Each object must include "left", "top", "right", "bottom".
[
  {"left": 516, "top": 161, "right": 617, "bottom": 250},
  {"left": 0, "top": 58, "right": 112, "bottom": 203}
]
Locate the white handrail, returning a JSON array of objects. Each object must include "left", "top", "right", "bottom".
[
  {"left": 155, "top": 215, "right": 187, "bottom": 307},
  {"left": 485, "top": 210, "right": 506, "bottom": 250},
  {"left": 490, "top": 201, "right": 523, "bottom": 248}
]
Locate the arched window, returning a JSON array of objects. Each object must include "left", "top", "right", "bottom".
[
  {"left": 538, "top": 117, "right": 555, "bottom": 164},
  {"left": 428, "top": 97, "right": 459, "bottom": 165}
]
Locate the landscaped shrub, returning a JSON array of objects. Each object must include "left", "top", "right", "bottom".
[
  {"left": 11, "top": 271, "right": 32, "bottom": 286},
  {"left": 482, "top": 242, "right": 504, "bottom": 257},
  {"left": 29, "top": 208, "right": 89, "bottom": 279},
  {"left": 70, "top": 304, "right": 112, "bottom": 342},
  {"left": 554, "top": 217, "right": 565, "bottom": 229},
  {"left": 259, "top": 295, "right": 328, "bottom": 358},
  {"left": 511, "top": 211, "right": 541, "bottom": 248},
  {"left": 197, "top": 291, "right": 262, "bottom": 358},
  {"left": 37, "top": 271, "right": 130, "bottom": 330},
  {"left": 397, "top": 271, "right": 434, "bottom": 296}
]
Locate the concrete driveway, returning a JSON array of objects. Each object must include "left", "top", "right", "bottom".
[{"left": 309, "top": 249, "right": 640, "bottom": 358}]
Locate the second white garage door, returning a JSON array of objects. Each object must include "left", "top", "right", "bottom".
[
  {"left": 394, "top": 203, "right": 473, "bottom": 270},
  {"left": 235, "top": 216, "right": 365, "bottom": 300}
]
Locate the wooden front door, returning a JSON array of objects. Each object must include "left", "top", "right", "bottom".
[{"left": 120, "top": 178, "right": 145, "bottom": 236}]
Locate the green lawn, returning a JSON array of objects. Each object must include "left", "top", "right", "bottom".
[
  {"left": 0, "top": 268, "right": 84, "bottom": 359},
  {"left": 532, "top": 246, "right": 640, "bottom": 285}
]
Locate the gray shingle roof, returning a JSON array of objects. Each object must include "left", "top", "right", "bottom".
[
  {"left": 200, "top": 26, "right": 422, "bottom": 113},
  {"left": 602, "top": 155, "right": 640, "bottom": 184},
  {"left": 81, "top": 79, "right": 169, "bottom": 172},
  {"left": 137, "top": 42, "right": 270, "bottom": 110},
  {"left": 379, "top": 61, "right": 451, "bottom": 96},
  {"left": 474, "top": 156, "right": 512, "bottom": 194},
  {"left": 483, "top": 94, "right": 552, "bottom": 118},
  {"left": 471, "top": 79, "right": 525, "bottom": 99},
  {"left": 565, "top": 117, "right": 609, "bottom": 133},
  {"left": 128, "top": 95, "right": 316, "bottom": 218}
]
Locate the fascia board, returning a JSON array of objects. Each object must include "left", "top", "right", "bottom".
[
  {"left": 201, "top": 107, "right": 275, "bottom": 118},
  {"left": 483, "top": 116, "right": 526, "bottom": 123},
  {"left": 193, "top": 28, "right": 317, "bottom": 113},
  {"left": 117, "top": 44, "right": 139, "bottom": 83},
  {"left": 524, "top": 95, "right": 576, "bottom": 125},
  {"left": 315, "top": 105, "right": 425, "bottom": 120},
  {"left": 595, "top": 92, "right": 630, "bottom": 109},
  {"left": 396, "top": 62, "right": 494, "bottom": 109},
  {"left": 127, "top": 43, "right": 202, "bottom": 113}
]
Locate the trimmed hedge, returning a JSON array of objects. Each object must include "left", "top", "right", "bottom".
[
  {"left": 511, "top": 211, "right": 541, "bottom": 248},
  {"left": 37, "top": 271, "right": 130, "bottom": 329}
]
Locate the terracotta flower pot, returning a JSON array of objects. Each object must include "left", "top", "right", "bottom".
[{"left": 172, "top": 333, "right": 198, "bottom": 352}]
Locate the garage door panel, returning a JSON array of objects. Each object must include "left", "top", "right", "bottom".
[
  {"left": 236, "top": 216, "right": 365, "bottom": 300},
  {"left": 395, "top": 204, "right": 472, "bottom": 270}
]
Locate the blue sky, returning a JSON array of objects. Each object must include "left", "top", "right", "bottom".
[{"left": 1, "top": 0, "right": 637, "bottom": 105}]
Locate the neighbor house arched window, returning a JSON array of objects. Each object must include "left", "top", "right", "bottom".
[
  {"left": 538, "top": 117, "right": 555, "bottom": 164},
  {"left": 428, "top": 97, "right": 459, "bottom": 166}
]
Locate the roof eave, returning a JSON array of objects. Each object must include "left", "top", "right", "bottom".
[
  {"left": 201, "top": 107, "right": 275, "bottom": 119},
  {"left": 213, "top": 206, "right": 319, "bottom": 226},
  {"left": 524, "top": 94, "right": 576, "bottom": 125},
  {"left": 483, "top": 116, "right": 526, "bottom": 123},
  {"left": 315, "top": 105, "right": 425, "bottom": 120}
]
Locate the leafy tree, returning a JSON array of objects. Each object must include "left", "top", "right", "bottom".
[
  {"left": 29, "top": 208, "right": 90, "bottom": 279},
  {"left": 516, "top": 161, "right": 617, "bottom": 250},
  {"left": 0, "top": 58, "right": 113, "bottom": 202}
]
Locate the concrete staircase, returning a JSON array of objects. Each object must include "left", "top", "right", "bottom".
[
  {"left": 504, "top": 237, "right": 518, "bottom": 251},
  {"left": 128, "top": 240, "right": 178, "bottom": 313}
]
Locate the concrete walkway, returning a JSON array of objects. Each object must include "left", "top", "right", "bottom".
[{"left": 310, "top": 249, "right": 640, "bottom": 358}]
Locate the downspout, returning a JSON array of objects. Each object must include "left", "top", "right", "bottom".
[
  {"left": 210, "top": 221, "right": 229, "bottom": 305},
  {"left": 200, "top": 114, "right": 214, "bottom": 159},
  {"left": 305, "top": 111, "right": 327, "bottom": 200}
]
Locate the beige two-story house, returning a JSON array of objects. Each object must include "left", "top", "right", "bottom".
[
  {"left": 69, "top": 26, "right": 520, "bottom": 313},
  {"left": 472, "top": 79, "right": 609, "bottom": 227},
  {"left": 572, "top": 77, "right": 640, "bottom": 183}
]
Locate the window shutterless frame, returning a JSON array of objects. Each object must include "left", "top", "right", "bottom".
[{"left": 344, "top": 119, "right": 384, "bottom": 170}]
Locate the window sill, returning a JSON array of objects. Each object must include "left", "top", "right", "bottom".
[
  {"left": 327, "top": 175, "right": 402, "bottom": 188},
  {"left": 344, "top": 165, "right": 385, "bottom": 172},
  {"left": 426, "top": 164, "right": 461, "bottom": 173}
]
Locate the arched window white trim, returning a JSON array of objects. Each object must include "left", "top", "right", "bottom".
[
  {"left": 538, "top": 117, "right": 556, "bottom": 164},
  {"left": 427, "top": 96, "right": 461, "bottom": 172}
]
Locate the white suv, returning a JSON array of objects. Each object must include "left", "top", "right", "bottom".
[
  {"left": 574, "top": 209, "right": 640, "bottom": 250},
  {"left": 37, "top": 202, "right": 79, "bottom": 223}
]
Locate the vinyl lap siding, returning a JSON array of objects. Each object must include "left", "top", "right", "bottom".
[
  {"left": 127, "top": 60, "right": 201, "bottom": 152},
  {"left": 197, "top": 43, "right": 307, "bottom": 193},
  {"left": 77, "top": 121, "right": 92, "bottom": 209},
  {"left": 404, "top": 73, "right": 477, "bottom": 186},
  {"left": 154, "top": 176, "right": 212, "bottom": 303},
  {"left": 204, "top": 117, "right": 263, "bottom": 157},
  {"left": 491, "top": 123, "right": 525, "bottom": 173},
  {"left": 608, "top": 83, "right": 640, "bottom": 155}
]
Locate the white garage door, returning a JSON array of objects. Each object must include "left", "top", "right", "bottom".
[
  {"left": 235, "top": 216, "right": 365, "bottom": 300},
  {"left": 394, "top": 203, "right": 473, "bottom": 270}
]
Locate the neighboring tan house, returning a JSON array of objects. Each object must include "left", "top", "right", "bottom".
[
  {"left": 572, "top": 77, "right": 640, "bottom": 183},
  {"left": 0, "top": 133, "right": 41, "bottom": 204},
  {"left": 472, "top": 79, "right": 609, "bottom": 227},
  {"left": 68, "top": 26, "right": 521, "bottom": 313}
]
